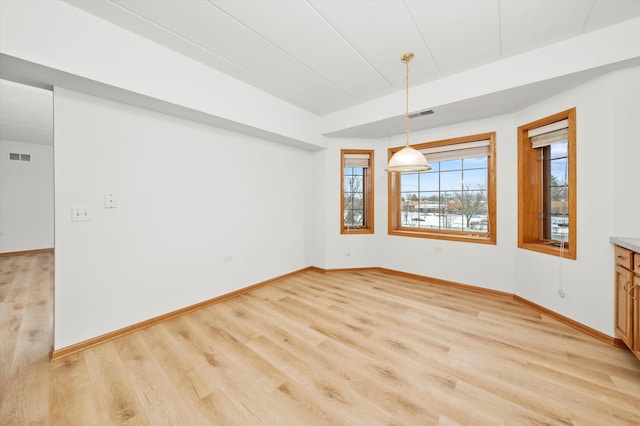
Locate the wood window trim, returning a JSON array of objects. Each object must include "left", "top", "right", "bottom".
[
  {"left": 387, "top": 132, "right": 497, "bottom": 245},
  {"left": 517, "top": 108, "right": 576, "bottom": 260},
  {"left": 341, "top": 149, "right": 374, "bottom": 234}
]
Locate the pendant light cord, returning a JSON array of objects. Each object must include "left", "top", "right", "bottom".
[
  {"left": 385, "top": 52, "right": 430, "bottom": 172},
  {"left": 403, "top": 53, "right": 412, "bottom": 147}
]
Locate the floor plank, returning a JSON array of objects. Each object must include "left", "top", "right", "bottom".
[
  {"left": 1, "top": 254, "right": 640, "bottom": 425},
  {"left": 0, "top": 253, "right": 52, "bottom": 425}
]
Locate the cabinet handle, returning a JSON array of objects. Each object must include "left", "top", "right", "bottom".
[
  {"left": 617, "top": 255, "right": 627, "bottom": 259},
  {"left": 623, "top": 282, "right": 629, "bottom": 291},
  {"left": 627, "top": 284, "right": 638, "bottom": 295}
]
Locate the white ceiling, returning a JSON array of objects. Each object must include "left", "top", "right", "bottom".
[
  {"left": 2, "top": 1, "right": 640, "bottom": 146},
  {"left": 64, "top": 0, "right": 640, "bottom": 116},
  {"left": 0, "top": 79, "right": 53, "bottom": 145}
]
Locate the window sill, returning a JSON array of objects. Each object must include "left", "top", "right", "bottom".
[
  {"left": 518, "top": 242, "right": 575, "bottom": 259},
  {"left": 341, "top": 228, "right": 374, "bottom": 235},
  {"left": 389, "top": 228, "right": 496, "bottom": 245}
]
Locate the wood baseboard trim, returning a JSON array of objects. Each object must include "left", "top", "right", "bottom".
[
  {"left": 309, "top": 266, "right": 378, "bottom": 273},
  {"left": 375, "top": 267, "right": 514, "bottom": 299},
  {"left": 50, "top": 266, "right": 315, "bottom": 361},
  {"left": 0, "top": 248, "right": 54, "bottom": 257},
  {"left": 376, "top": 268, "right": 621, "bottom": 349},
  {"left": 512, "top": 295, "right": 620, "bottom": 347},
  {"left": 612, "top": 338, "right": 628, "bottom": 349},
  {"left": 50, "top": 264, "right": 623, "bottom": 360}
]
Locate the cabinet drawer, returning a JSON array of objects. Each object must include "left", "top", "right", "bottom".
[
  {"left": 615, "top": 246, "right": 633, "bottom": 269},
  {"left": 635, "top": 253, "right": 640, "bottom": 274}
]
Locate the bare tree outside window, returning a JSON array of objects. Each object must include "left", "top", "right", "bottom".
[
  {"left": 453, "top": 183, "right": 487, "bottom": 229},
  {"left": 344, "top": 174, "right": 364, "bottom": 227},
  {"left": 398, "top": 158, "right": 488, "bottom": 232},
  {"left": 389, "top": 132, "right": 496, "bottom": 244},
  {"left": 341, "top": 149, "right": 374, "bottom": 234}
]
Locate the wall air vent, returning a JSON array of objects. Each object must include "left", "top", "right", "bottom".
[
  {"left": 8, "top": 153, "right": 32, "bottom": 161},
  {"left": 408, "top": 109, "right": 434, "bottom": 119}
]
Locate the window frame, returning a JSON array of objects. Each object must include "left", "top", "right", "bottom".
[
  {"left": 387, "top": 132, "right": 497, "bottom": 244},
  {"left": 341, "top": 149, "right": 374, "bottom": 234},
  {"left": 517, "top": 108, "right": 576, "bottom": 259}
]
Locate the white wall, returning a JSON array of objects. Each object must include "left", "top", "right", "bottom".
[
  {"left": 0, "top": 139, "right": 54, "bottom": 253},
  {"left": 311, "top": 147, "right": 328, "bottom": 268},
  {"left": 320, "top": 65, "right": 640, "bottom": 336},
  {"left": 318, "top": 116, "right": 518, "bottom": 292},
  {"left": 513, "top": 65, "right": 640, "bottom": 335},
  {"left": 53, "top": 88, "right": 313, "bottom": 349},
  {"left": 4, "top": 0, "right": 637, "bottom": 349},
  {"left": 376, "top": 114, "right": 518, "bottom": 295},
  {"left": 312, "top": 138, "right": 380, "bottom": 269},
  {"left": 611, "top": 66, "right": 640, "bottom": 237}
]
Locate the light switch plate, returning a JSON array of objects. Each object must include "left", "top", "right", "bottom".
[{"left": 71, "top": 207, "right": 90, "bottom": 221}]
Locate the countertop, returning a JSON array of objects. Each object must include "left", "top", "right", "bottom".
[{"left": 610, "top": 236, "right": 640, "bottom": 253}]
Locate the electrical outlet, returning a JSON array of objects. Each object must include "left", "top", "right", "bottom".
[
  {"left": 71, "top": 207, "right": 91, "bottom": 221},
  {"left": 223, "top": 256, "right": 233, "bottom": 262},
  {"left": 104, "top": 193, "right": 118, "bottom": 208}
]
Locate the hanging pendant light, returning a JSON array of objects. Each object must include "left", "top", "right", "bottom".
[{"left": 386, "top": 53, "right": 431, "bottom": 172}]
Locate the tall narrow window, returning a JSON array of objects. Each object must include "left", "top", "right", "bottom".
[
  {"left": 518, "top": 108, "right": 576, "bottom": 259},
  {"left": 388, "top": 133, "right": 496, "bottom": 244},
  {"left": 341, "top": 149, "right": 374, "bottom": 234}
]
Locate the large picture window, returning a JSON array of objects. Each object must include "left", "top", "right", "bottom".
[
  {"left": 388, "top": 133, "right": 496, "bottom": 244},
  {"left": 341, "top": 149, "right": 374, "bottom": 234},
  {"left": 518, "top": 108, "right": 576, "bottom": 259}
]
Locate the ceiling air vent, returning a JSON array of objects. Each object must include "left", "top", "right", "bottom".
[
  {"left": 20, "top": 154, "right": 31, "bottom": 161},
  {"left": 408, "top": 109, "right": 434, "bottom": 119}
]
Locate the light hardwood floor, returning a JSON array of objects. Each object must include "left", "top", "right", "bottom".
[{"left": 1, "top": 252, "right": 639, "bottom": 425}]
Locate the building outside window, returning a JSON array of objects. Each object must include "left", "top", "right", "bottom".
[
  {"left": 341, "top": 149, "right": 374, "bottom": 234},
  {"left": 518, "top": 108, "right": 576, "bottom": 259},
  {"left": 388, "top": 133, "right": 496, "bottom": 244}
]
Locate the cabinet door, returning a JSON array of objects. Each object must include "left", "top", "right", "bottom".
[
  {"left": 633, "top": 274, "right": 640, "bottom": 359},
  {"left": 615, "top": 265, "right": 633, "bottom": 348}
]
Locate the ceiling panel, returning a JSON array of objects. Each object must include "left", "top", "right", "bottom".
[
  {"left": 21, "top": 0, "right": 640, "bottom": 125},
  {"left": 66, "top": 0, "right": 338, "bottom": 113},
  {"left": 584, "top": 0, "right": 640, "bottom": 31},
  {"left": 110, "top": 0, "right": 354, "bottom": 113},
  {"left": 213, "top": 1, "right": 390, "bottom": 100},
  {"left": 406, "top": 0, "right": 501, "bottom": 76},
  {"left": 308, "top": 0, "right": 440, "bottom": 95},
  {"left": 56, "top": 0, "right": 640, "bottom": 117},
  {"left": 500, "top": 0, "right": 593, "bottom": 58},
  {"left": 60, "top": 0, "right": 640, "bottom": 117}
]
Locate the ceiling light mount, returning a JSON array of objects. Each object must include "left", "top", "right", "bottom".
[
  {"left": 386, "top": 52, "right": 431, "bottom": 173},
  {"left": 401, "top": 52, "right": 414, "bottom": 63}
]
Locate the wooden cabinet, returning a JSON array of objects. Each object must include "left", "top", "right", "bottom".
[
  {"left": 615, "top": 264, "right": 633, "bottom": 347},
  {"left": 634, "top": 253, "right": 640, "bottom": 360},
  {"left": 614, "top": 245, "right": 640, "bottom": 360}
]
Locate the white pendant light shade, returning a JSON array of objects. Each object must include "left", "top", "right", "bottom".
[
  {"left": 386, "top": 145, "right": 431, "bottom": 172},
  {"left": 386, "top": 52, "right": 432, "bottom": 173}
]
